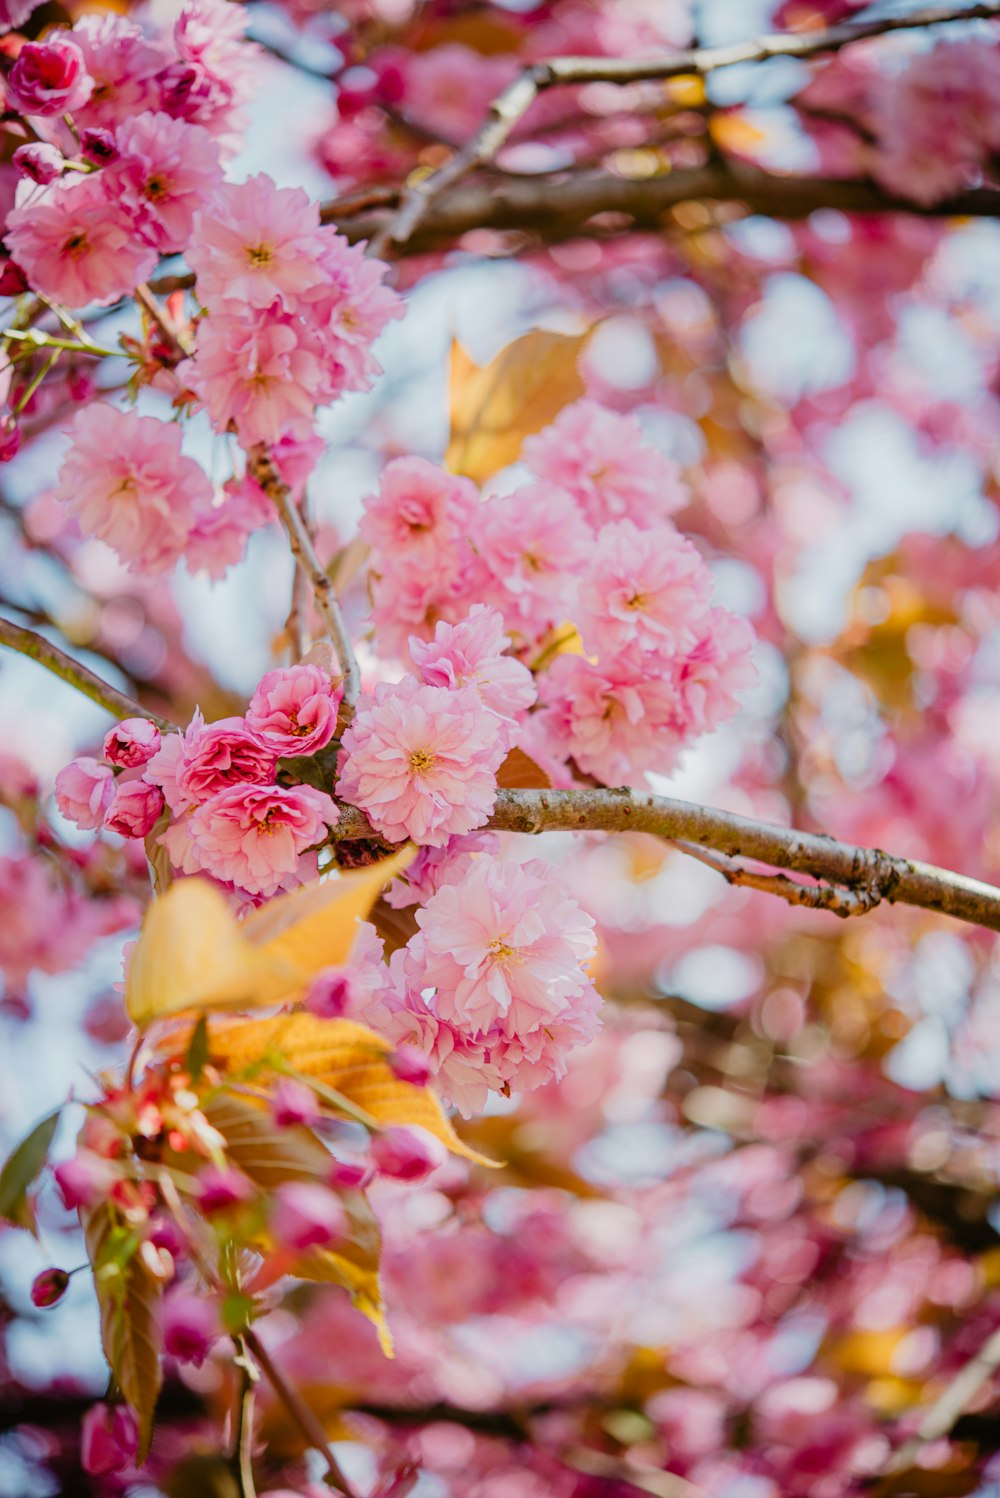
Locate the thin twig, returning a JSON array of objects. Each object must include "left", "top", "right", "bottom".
[
  {"left": 0, "top": 616, "right": 177, "bottom": 731},
  {"left": 232, "top": 1338, "right": 259, "bottom": 1498},
  {"left": 673, "top": 841, "right": 878, "bottom": 919},
  {"left": 367, "top": 0, "right": 1000, "bottom": 256},
  {"left": 248, "top": 448, "right": 360, "bottom": 706},
  {"left": 242, "top": 1327, "right": 357, "bottom": 1498},
  {"left": 331, "top": 787, "right": 1000, "bottom": 936},
  {"left": 133, "top": 283, "right": 194, "bottom": 359}
]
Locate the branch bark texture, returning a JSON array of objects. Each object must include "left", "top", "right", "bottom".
[{"left": 0, "top": 616, "right": 176, "bottom": 731}]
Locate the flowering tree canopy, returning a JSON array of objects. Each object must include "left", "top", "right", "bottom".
[{"left": 5, "top": 1, "right": 1000, "bottom": 1495}]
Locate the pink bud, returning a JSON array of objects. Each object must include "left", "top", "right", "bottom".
[
  {"left": 0, "top": 260, "right": 28, "bottom": 297},
  {"left": 371, "top": 1126, "right": 445, "bottom": 1184},
  {"left": 103, "top": 718, "right": 161, "bottom": 769},
  {"left": 30, "top": 1267, "right": 70, "bottom": 1307},
  {"left": 147, "top": 1214, "right": 186, "bottom": 1260},
  {"left": 195, "top": 1165, "right": 256, "bottom": 1215},
  {"left": 271, "top": 1077, "right": 319, "bottom": 1129},
  {"left": 12, "top": 142, "right": 63, "bottom": 184},
  {"left": 54, "top": 757, "right": 115, "bottom": 831},
  {"left": 0, "top": 418, "right": 21, "bottom": 463},
  {"left": 81, "top": 1402, "right": 138, "bottom": 1476},
  {"left": 327, "top": 1157, "right": 373, "bottom": 1190},
  {"left": 104, "top": 779, "right": 164, "bottom": 838},
  {"left": 162, "top": 1289, "right": 220, "bottom": 1367},
  {"left": 388, "top": 1046, "right": 433, "bottom": 1088},
  {"left": 80, "top": 126, "right": 117, "bottom": 163},
  {"left": 271, "top": 1182, "right": 347, "bottom": 1252},
  {"left": 54, "top": 1149, "right": 117, "bottom": 1210},
  {"left": 8, "top": 37, "right": 93, "bottom": 117},
  {"left": 304, "top": 970, "right": 353, "bottom": 1018}
]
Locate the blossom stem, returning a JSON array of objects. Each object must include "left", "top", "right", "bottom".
[
  {"left": 232, "top": 1338, "right": 259, "bottom": 1498},
  {"left": 133, "top": 283, "right": 193, "bottom": 359},
  {"left": 11, "top": 350, "right": 60, "bottom": 416},
  {"left": 1, "top": 327, "right": 117, "bottom": 358},
  {"left": 331, "top": 788, "right": 1000, "bottom": 936},
  {"left": 242, "top": 1327, "right": 357, "bottom": 1498},
  {"left": 248, "top": 447, "right": 361, "bottom": 706},
  {"left": 0, "top": 616, "right": 178, "bottom": 731}
]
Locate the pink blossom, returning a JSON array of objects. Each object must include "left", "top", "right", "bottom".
[
  {"left": 576, "top": 519, "right": 714, "bottom": 657},
  {"left": 5, "top": 177, "right": 157, "bottom": 308},
  {"left": 675, "top": 608, "right": 757, "bottom": 738},
  {"left": 328, "top": 1156, "right": 373, "bottom": 1190},
  {"left": 408, "top": 856, "right": 598, "bottom": 1039},
  {"left": 54, "top": 1149, "right": 118, "bottom": 1209},
  {"left": 304, "top": 970, "right": 354, "bottom": 1018},
  {"left": 104, "top": 112, "right": 222, "bottom": 254},
  {"left": 389, "top": 1045, "right": 433, "bottom": 1087},
  {"left": 187, "top": 175, "right": 323, "bottom": 311},
  {"left": 300, "top": 231, "right": 404, "bottom": 395},
  {"left": 71, "top": 14, "right": 168, "bottom": 132},
  {"left": 402, "top": 45, "right": 517, "bottom": 141},
  {"left": 13, "top": 143, "right": 64, "bottom": 185},
  {"left": 81, "top": 1403, "right": 138, "bottom": 1476},
  {"left": 50, "top": 405, "right": 215, "bottom": 574},
  {"left": 478, "top": 484, "right": 592, "bottom": 643},
  {"left": 188, "top": 308, "right": 327, "bottom": 447},
  {"left": 162, "top": 1290, "right": 221, "bottom": 1366},
  {"left": 336, "top": 677, "right": 506, "bottom": 847},
  {"left": 409, "top": 605, "right": 536, "bottom": 735},
  {"left": 371, "top": 1125, "right": 445, "bottom": 1183},
  {"left": 522, "top": 399, "right": 689, "bottom": 528},
  {"left": 184, "top": 783, "right": 338, "bottom": 896},
  {"left": 104, "top": 718, "right": 161, "bottom": 769},
  {"left": 182, "top": 477, "right": 275, "bottom": 580},
  {"left": 271, "top": 1077, "right": 320, "bottom": 1129},
  {"left": 167, "top": 0, "right": 258, "bottom": 146},
  {"left": 7, "top": 35, "right": 93, "bottom": 117},
  {"left": 247, "top": 664, "right": 344, "bottom": 756},
  {"left": 384, "top": 831, "right": 500, "bottom": 910},
  {"left": 175, "top": 717, "right": 277, "bottom": 808},
  {"left": 54, "top": 757, "right": 115, "bottom": 830},
  {"left": 539, "top": 655, "right": 689, "bottom": 784},
  {"left": 0, "top": 0, "right": 39, "bottom": 35},
  {"left": 195, "top": 1164, "right": 256, "bottom": 1214},
  {"left": 104, "top": 779, "right": 165, "bottom": 839},
  {"left": 360, "top": 456, "right": 478, "bottom": 566},
  {"left": 271, "top": 1181, "right": 347, "bottom": 1251}
]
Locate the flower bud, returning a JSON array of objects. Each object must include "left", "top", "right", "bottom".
[
  {"left": 371, "top": 1126, "right": 445, "bottom": 1184},
  {"left": 271, "top": 1077, "right": 319, "bottom": 1129},
  {"left": 81, "top": 1402, "right": 138, "bottom": 1476},
  {"left": 304, "top": 970, "right": 353, "bottom": 1018},
  {"left": 54, "top": 1149, "right": 117, "bottom": 1210},
  {"left": 0, "top": 260, "right": 28, "bottom": 297},
  {"left": 30, "top": 1267, "right": 69, "bottom": 1307},
  {"left": 79, "top": 126, "right": 117, "bottom": 163},
  {"left": 8, "top": 37, "right": 93, "bottom": 117},
  {"left": 12, "top": 142, "right": 63, "bottom": 185},
  {"left": 162, "top": 1289, "right": 220, "bottom": 1366},
  {"left": 195, "top": 1164, "right": 255, "bottom": 1215},
  {"left": 104, "top": 779, "right": 164, "bottom": 838},
  {"left": 271, "top": 1181, "right": 347, "bottom": 1252},
  {"left": 54, "top": 757, "right": 115, "bottom": 831},
  {"left": 388, "top": 1046, "right": 433, "bottom": 1088},
  {"left": 103, "top": 717, "right": 161, "bottom": 769},
  {"left": 327, "top": 1156, "right": 373, "bottom": 1190},
  {"left": 0, "top": 418, "right": 21, "bottom": 464}
]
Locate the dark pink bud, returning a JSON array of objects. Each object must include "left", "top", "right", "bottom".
[
  {"left": 328, "top": 1156, "right": 373, "bottom": 1190},
  {"left": 30, "top": 1267, "right": 69, "bottom": 1307},
  {"left": 103, "top": 779, "right": 164, "bottom": 839},
  {"left": 81, "top": 1402, "right": 138, "bottom": 1476},
  {"left": 162, "top": 1289, "right": 220, "bottom": 1366},
  {"left": 271, "top": 1077, "right": 319, "bottom": 1129},
  {"left": 195, "top": 1164, "right": 255, "bottom": 1215},
  {"left": 103, "top": 717, "right": 161, "bottom": 769},
  {"left": 271, "top": 1181, "right": 347, "bottom": 1252},
  {"left": 8, "top": 36, "right": 93, "bottom": 117},
  {"left": 304, "top": 970, "right": 353, "bottom": 1018},
  {"left": 0, "top": 418, "right": 21, "bottom": 463},
  {"left": 0, "top": 260, "right": 28, "bottom": 297},
  {"left": 79, "top": 126, "right": 117, "bottom": 163},
  {"left": 12, "top": 141, "right": 63, "bottom": 184},
  {"left": 54, "top": 1149, "right": 117, "bottom": 1210},
  {"left": 371, "top": 1126, "right": 445, "bottom": 1184},
  {"left": 147, "top": 1214, "right": 186, "bottom": 1260},
  {"left": 388, "top": 1046, "right": 433, "bottom": 1088}
]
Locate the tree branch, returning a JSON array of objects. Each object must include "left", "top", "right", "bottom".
[
  {"left": 0, "top": 616, "right": 177, "bottom": 731},
  {"left": 368, "top": 0, "right": 1000, "bottom": 255},
  {"left": 333, "top": 788, "right": 1000, "bottom": 935},
  {"left": 247, "top": 448, "right": 360, "bottom": 706}
]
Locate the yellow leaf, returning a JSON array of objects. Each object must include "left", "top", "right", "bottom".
[
  {"left": 708, "top": 111, "right": 767, "bottom": 157},
  {"left": 126, "top": 852, "right": 412, "bottom": 1030},
  {"left": 194, "top": 1013, "right": 497, "bottom": 1168},
  {"left": 83, "top": 1204, "right": 164, "bottom": 1461},
  {"left": 290, "top": 1192, "right": 392, "bottom": 1356},
  {"left": 445, "top": 329, "right": 589, "bottom": 482}
]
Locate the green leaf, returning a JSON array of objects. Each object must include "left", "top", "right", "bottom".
[
  {"left": 186, "top": 1015, "right": 210, "bottom": 1084},
  {"left": 0, "top": 1109, "right": 60, "bottom": 1234},
  {"left": 83, "top": 1204, "right": 164, "bottom": 1462}
]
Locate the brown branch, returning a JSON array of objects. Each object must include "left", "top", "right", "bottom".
[
  {"left": 0, "top": 615, "right": 177, "bottom": 731},
  {"left": 247, "top": 448, "right": 360, "bottom": 706},
  {"left": 368, "top": 0, "right": 1000, "bottom": 255},
  {"left": 673, "top": 840, "right": 880, "bottom": 918},
  {"left": 242, "top": 1327, "right": 357, "bottom": 1498},
  {"left": 332, "top": 788, "right": 1000, "bottom": 935}
]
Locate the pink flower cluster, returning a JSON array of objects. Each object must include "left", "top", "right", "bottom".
[
  {"left": 4, "top": 1, "right": 258, "bottom": 308},
  {"left": 336, "top": 607, "right": 533, "bottom": 846},
  {"left": 360, "top": 400, "right": 755, "bottom": 786},
  {"left": 49, "top": 404, "right": 269, "bottom": 578},
  {"left": 57, "top": 664, "right": 343, "bottom": 897},
  {"left": 366, "top": 857, "right": 601, "bottom": 1114},
  {"left": 183, "top": 173, "right": 403, "bottom": 453}
]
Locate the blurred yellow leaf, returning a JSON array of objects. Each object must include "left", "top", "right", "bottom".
[
  {"left": 195, "top": 1013, "right": 497, "bottom": 1168},
  {"left": 446, "top": 329, "right": 589, "bottom": 482},
  {"left": 833, "top": 1327, "right": 908, "bottom": 1378},
  {"left": 708, "top": 112, "right": 767, "bottom": 156},
  {"left": 126, "top": 852, "right": 412, "bottom": 1030}
]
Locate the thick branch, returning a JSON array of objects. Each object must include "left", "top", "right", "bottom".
[
  {"left": 874, "top": 1325, "right": 1000, "bottom": 1489},
  {"left": 0, "top": 616, "right": 177, "bottom": 731},
  {"left": 333, "top": 788, "right": 1000, "bottom": 935},
  {"left": 370, "top": 0, "right": 1000, "bottom": 254}
]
